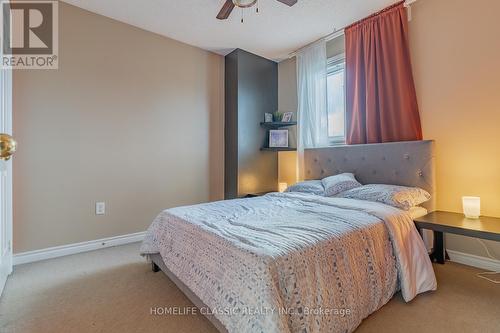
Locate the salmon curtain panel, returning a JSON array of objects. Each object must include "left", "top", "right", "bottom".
[{"left": 345, "top": 1, "right": 422, "bottom": 144}]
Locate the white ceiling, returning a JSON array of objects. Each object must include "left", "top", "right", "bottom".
[{"left": 62, "top": 0, "right": 398, "bottom": 61}]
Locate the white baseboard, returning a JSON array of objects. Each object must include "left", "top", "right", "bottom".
[
  {"left": 13, "top": 231, "right": 145, "bottom": 266},
  {"left": 12, "top": 233, "right": 500, "bottom": 271},
  {"left": 447, "top": 249, "right": 500, "bottom": 272}
]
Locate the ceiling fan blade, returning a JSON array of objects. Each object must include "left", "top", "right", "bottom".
[
  {"left": 276, "top": 0, "right": 298, "bottom": 6},
  {"left": 217, "top": 0, "right": 235, "bottom": 20}
]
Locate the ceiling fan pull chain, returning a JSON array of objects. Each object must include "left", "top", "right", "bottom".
[
  {"left": 256, "top": 0, "right": 259, "bottom": 13},
  {"left": 241, "top": 8, "right": 244, "bottom": 23}
]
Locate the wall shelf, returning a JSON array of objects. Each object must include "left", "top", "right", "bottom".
[
  {"left": 260, "top": 147, "right": 297, "bottom": 152},
  {"left": 260, "top": 121, "right": 297, "bottom": 128}
]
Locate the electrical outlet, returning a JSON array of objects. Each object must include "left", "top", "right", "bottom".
[{"left": 96, "top": 202, "right": 106, "bottom": 215}]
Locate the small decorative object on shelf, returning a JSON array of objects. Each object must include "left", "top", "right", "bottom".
[
  {"left": 264, "top": 113, "right": 273, "bottom": 123},
  {"left": 273, "top": 111, "right": 283, "bottom": 122},
  {"left": 282, "top": 112, "right": 293, "bottom": 122},
  {"left": 269, "top": 129, "right": 288, "bottom": 148},
  {"left": 462, "top": 196, "right": 481, "bottom": 219}
]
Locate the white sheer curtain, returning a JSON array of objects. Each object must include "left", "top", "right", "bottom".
[{"left": 296, "top": 40, "right": 328, "bottom": 180}]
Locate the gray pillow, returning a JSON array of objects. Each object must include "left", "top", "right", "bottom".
[
  {"left": 322, "top": 173, "right": 362, "bottom": 197},
  {"left": 336, "top": 184, "right": 431, "bottom": 210},
  {"left": 285, "top": 180, "right": 325, "bottom": 196}
]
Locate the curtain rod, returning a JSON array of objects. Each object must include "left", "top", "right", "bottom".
[{"left": 287, "top": 0, "right": 419, "bottom": 59}]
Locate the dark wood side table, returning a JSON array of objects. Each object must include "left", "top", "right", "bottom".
[
  {"left": 243, "top": 191, "right": 275, "bottom": 198},
  {"left": 414, "top": 211, "right": 500, "bottom": 264}
]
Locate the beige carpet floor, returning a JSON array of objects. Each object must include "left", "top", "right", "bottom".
[{"left": 1, "top": 243, "right": 499, "bottom": 333}]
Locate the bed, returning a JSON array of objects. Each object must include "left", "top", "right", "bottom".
[{"left": 141, "top": 140, "right": 437, "bottom": 333}]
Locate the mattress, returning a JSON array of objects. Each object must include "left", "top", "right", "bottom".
[{"left": 141, "top": 192, "right": 436, "bottom": 333}]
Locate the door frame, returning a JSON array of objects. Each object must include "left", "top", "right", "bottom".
[{"left": 0, "top": 65, "right": 13, "bottom": 296}]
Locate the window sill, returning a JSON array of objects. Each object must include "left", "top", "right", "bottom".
[{"left": 328, "top": 138, "right": 346, "bottom": 146}]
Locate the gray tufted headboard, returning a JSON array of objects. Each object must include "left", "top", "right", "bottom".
[{"left": 304, "top": 140, "right": 436, "bottom": 211}]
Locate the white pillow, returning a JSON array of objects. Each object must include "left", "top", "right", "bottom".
[
  {"left": 408, "top": 206, "right": 428, "bottom": 219},
  {"left": 336, "top": 184, "right": 431, "bottom": 210},
  {"left": 321, "top": 173, "right": 362, "bottom": 197},
  {"left": 285, "top": 180, "right": 325, "bottom": 196}
]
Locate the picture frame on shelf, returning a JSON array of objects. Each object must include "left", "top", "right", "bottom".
[
  {"left": 282, "top": 112, "right": 293, "bottom": 122},
  {"left": 264, "top": 113, "right": 273, "bottom": 123},
  {"left": 269, "top": 130, "right": 289, "bottom": 148}
]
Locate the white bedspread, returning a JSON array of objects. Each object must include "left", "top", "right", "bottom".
[{"left": 141, "top": 193, "right": 436, "bottom": 333}]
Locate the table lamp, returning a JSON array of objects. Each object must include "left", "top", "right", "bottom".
[{"left": 462, "top": 196, "right": 480, "bottom": 219}]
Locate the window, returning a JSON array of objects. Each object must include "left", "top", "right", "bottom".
[{"left": 326, "top": 54, "right": 346, "bottom": 144}]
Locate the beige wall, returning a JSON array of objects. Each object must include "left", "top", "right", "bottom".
[
  {"left": 410, "top": 0, "right": 500, "bottom": 258},
  {"left": 13, "top": 2, "right": 224, "bottom": 253},
  {"left": 278, "top": 0, "right": 500, "bottom": 258}
]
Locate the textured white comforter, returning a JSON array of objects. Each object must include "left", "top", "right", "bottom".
[{"left": 141, "top": 192, "right": 436, "bottom": 333}]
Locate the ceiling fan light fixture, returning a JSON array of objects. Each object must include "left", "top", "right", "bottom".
[
  {"left": 232, "top": 0, "right": 257, "bottom": 8},
  {"left": 218, "top": 0, "right": 295, "bottom": 21}
]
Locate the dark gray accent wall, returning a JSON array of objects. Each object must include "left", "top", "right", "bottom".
[
  {"left": 224, "top": 49, "right": 278, "bottom": 199},
  {"left": 224, "top": 51, "right": 239, "bottom": 199}
]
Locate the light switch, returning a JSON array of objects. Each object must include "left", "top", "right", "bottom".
[{"left": 96, "top": 202, "right": 106, "bottom": 215}]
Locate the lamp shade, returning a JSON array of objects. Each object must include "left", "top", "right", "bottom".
[{"left": 462, "top": 196, "right": 480, "bottom": 219}]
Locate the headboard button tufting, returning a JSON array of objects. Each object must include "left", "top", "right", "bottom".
[{"left": 302, "top": 140, "right": 435, "bottom": 212}]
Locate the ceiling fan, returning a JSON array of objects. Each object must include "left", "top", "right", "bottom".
[{"left": 216, "top": 0, "right": 298, "bottom": 20}]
